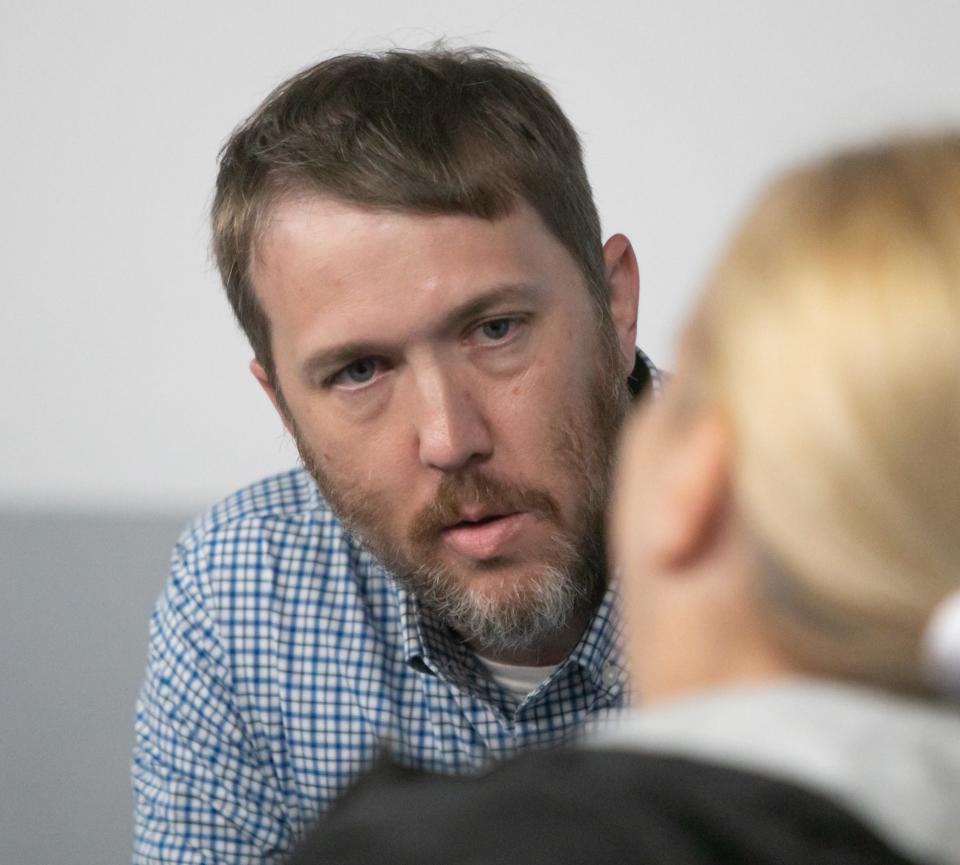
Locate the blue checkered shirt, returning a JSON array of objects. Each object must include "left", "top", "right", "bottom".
[{"left": 133, "top": 352, "right": 660, "bottom": 865}]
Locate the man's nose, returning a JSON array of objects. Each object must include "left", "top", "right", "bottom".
[{"left": 412, "top": 367, "right": 494, "bottom": 473}]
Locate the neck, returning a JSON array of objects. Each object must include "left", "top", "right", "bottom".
[
  {"left": 629, "top": 553, "right": 806, "bottom": 704},
  {"left": 633, "top": 597, "right": 802, "bottom": 705}
]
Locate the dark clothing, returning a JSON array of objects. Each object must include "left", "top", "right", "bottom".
[
  {"left": 289, "top": 681, "right": 960, "bottom": 865},
  {"left": 290, "top": 748, "right": 916, "bottom": 865}
]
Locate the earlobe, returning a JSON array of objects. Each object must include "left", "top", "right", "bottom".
[
  {"left": 250, "top": 359, "right": 294, "bottom": 436},
  {"left": 602, "top": 234, "right": 641, "bottom": 374},
  {"left": 657, "top": 410, "right": 731, "bottom": 570}
]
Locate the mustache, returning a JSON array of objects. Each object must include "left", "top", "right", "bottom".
[{"left": 409, "top": 470, "right": 561, "bottom": 547}]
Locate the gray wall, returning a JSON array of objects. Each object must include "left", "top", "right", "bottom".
[{"left": 1, "top": 512, "right": 188, "bottom": 865}]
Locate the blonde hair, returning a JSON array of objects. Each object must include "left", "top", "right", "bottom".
[{"left": 689, "top": 134, "right": 960, "bottom": 690}]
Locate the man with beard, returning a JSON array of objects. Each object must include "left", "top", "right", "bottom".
[{"left": 133, "top": 47, "right": 659, "bottom": 864}]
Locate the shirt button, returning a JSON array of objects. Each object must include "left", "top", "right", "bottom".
[{"left": 602, "top": 663, "right": 621, "bottom": 687}]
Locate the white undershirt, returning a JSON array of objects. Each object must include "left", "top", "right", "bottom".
[{"left": 478, "top": 657, "right": 560, "bottom": 701}]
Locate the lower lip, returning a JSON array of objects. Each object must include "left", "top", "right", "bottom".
[{"left": 440, "top": 513, "right": 532, "bottom": 560}]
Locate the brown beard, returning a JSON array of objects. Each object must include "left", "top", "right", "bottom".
[{"left": 290, "top": 320, "right": 629, "bottom": 657}]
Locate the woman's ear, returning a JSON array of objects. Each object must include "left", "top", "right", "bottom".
[{"left": 654, "top": 409, "right": 731, "bottom": 572}]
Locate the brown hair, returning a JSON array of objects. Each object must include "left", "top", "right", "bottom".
[{"left": 212, "top": 47, "right": 607, "bottom": 388}]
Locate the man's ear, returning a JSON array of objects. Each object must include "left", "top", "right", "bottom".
[
  {"left": 602, "top": 233, "right": 640, "bottom": 375},
  {"left": 655, "top": 409, "right": 731, "bottom": 571},
  {"left": 250, "top": 359, "right": 294, "bottom": 436}
]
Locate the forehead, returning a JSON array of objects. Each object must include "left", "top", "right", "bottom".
[
  {"left": 250, "top": 195, "right": 591, "bottom": 354},
  {"left": 254, "top": 194, "right": 575, "bottom": 289}
]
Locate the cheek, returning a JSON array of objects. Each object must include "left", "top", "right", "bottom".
[
  {"left": 620, "top": 569, "right": 655, "bottom": 649},
  {"left": 616, "top": 501, "right": 662, "bottom": 689},
  {"left": 612, "top": 413, "right": 663, "bottom": 566},
  {"left": 325, "top": 417, "right": 429, "bottom": 526},
  {"left": 329, "top": 430, "right": 410, "bottom": 493},
  {"left": 611, "top": 485, "right": 651, "bottom": 613},
  {"left": 504, "top": 354, "right": 588, "bottom": 438}
]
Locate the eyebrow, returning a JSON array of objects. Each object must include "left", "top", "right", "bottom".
[{"left": 301, "top": 282, "right": 541, "bottom": 381}]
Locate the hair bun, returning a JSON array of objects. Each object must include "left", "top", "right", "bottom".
[{"left": 922, "top": 590, "right": 960, "bottom": 698}]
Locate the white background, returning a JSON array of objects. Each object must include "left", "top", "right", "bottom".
[{"left": 3, "top": 0, "right": 960, "bottom": 511}]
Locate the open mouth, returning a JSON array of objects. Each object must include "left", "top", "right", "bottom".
[
  {"left": 445, "top": 504, "right": 518, "bottom": 529},
  {"left": 440, "top": 511, "right": 529, "bottom": 560},
  {"left": 449, "top": 512, "right": 512, "bottom": 529}
]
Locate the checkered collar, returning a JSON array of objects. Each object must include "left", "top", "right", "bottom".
[
  {"left": 397, "top": 583, "right": 475, "bottom": 682},
  {"left": 396, "top": 581, "right": 625, "bottom": 702}
]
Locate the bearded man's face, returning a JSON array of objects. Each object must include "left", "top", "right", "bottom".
[{"left": 250, "top": 196, "right": 637, "bottom": 662}]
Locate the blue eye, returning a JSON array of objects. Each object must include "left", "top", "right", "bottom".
[
  {"left": 344, "top": 360, "right": 376, "bottom": 383},
  {"left": 479, "top": 318, "right": 514, "bottom": 341},
  {"left": 332, "top": 358, "right": 379, "bottom": 388}
]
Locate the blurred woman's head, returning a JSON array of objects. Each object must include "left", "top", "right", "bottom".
[{"left": 614, "top": 134, "right": 960, "bottom": 702}]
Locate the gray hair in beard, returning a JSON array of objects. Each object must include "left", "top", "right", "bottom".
[
  {"left": 405, "top": 524, "right": 608, "bottom": 656},
  {"left": 288, "top": 314, "right": 629, "bottom": 656}
]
